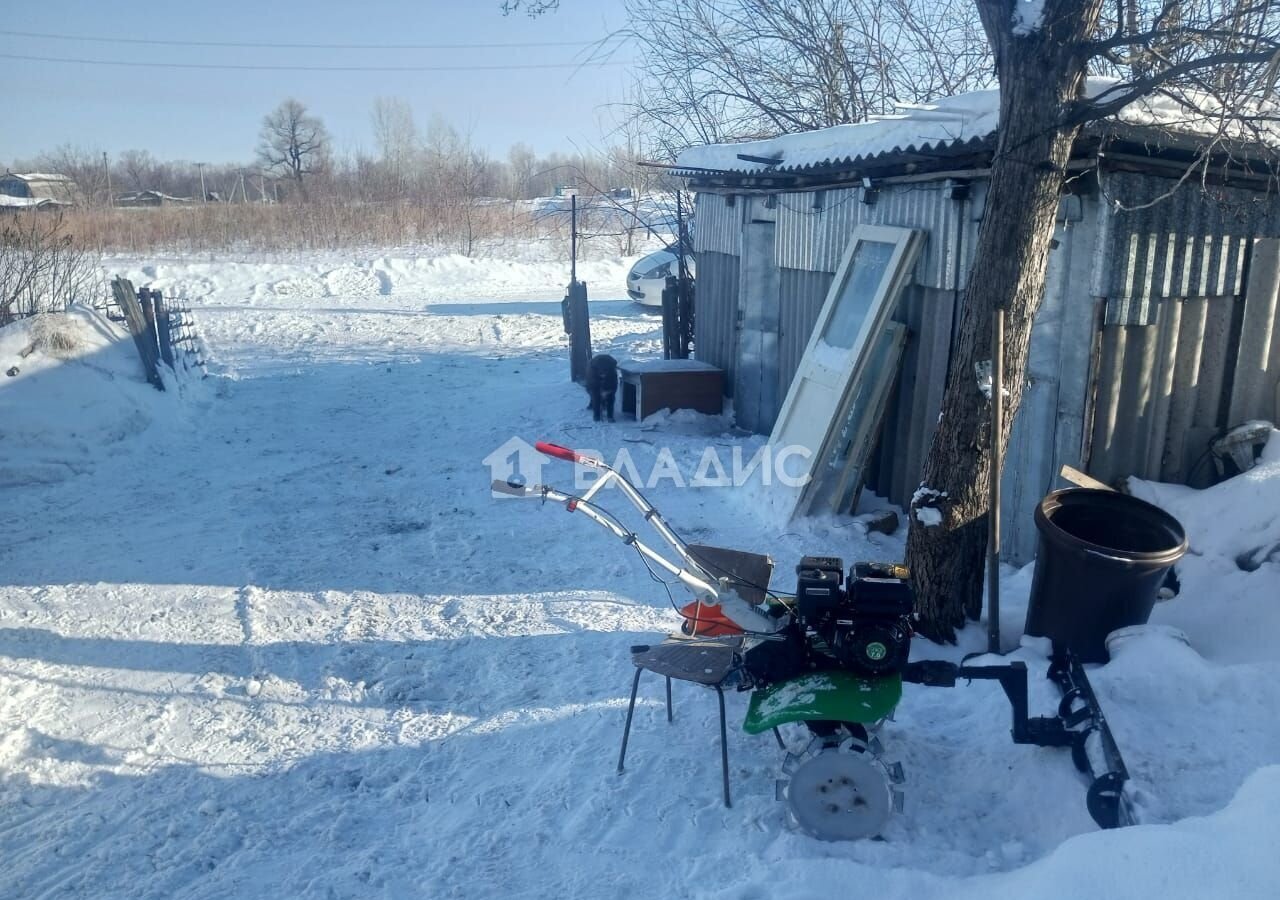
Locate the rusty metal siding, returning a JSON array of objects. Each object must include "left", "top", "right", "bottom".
[
  {"left": 775, "top": 181, "right": 980, "bottom": 291},
  {"left": 693, "top": 191, "right": 742, "bottom": 257},
  {"left": 694, "top": 250, "right": 740, "bottom": 389},
  {"left": 1097, "top": 171, "right": 1280, "bottom": 324}
]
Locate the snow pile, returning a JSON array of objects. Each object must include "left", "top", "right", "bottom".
[
  {"left": 0, "top": 306, "right": 185, "bottom": 486},
  {"left": 1127, "top": 429, "right": 1280, "bottom": 663}
]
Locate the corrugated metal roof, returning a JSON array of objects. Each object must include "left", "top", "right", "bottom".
[
  {"left": 676, "top": 90, "right": 999, "bottom": 176},
  {"left": 675, "top": 79, "right": 1279, "bottom": 178},
  {"left": 3, "top": 173, "right": 74, "bottom": 183}
]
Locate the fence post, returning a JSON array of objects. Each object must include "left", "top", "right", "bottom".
[
  {"left": 153, "top": 289, "right": 175, "bottom": 368},
  {"left": 110, "top": 277, "right": 164, "bottom": 391},
  {"left": 137, "top": 286, "right": 161, "bottom": 363},
  {"left": 562, "top": 279, "right": 592, "bottom": 383},
  {"left": 661, "top": 276, "right": 678, "bottom": 359}
]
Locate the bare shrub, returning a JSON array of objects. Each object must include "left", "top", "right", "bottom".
[{"left": 0, "top": 211, "right": 104, "bottom": 325}]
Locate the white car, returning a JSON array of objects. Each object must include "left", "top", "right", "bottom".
[{"left": 626, "top": 243, "right": 696, "bottom": 308}]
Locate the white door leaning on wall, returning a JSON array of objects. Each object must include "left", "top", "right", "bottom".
[{"left": 767, "top": 224, "right": 924, "bottom": 520}]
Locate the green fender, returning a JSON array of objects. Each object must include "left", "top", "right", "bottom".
[{"left": 742, "top": 671, "right": 903, "bottom": 734}]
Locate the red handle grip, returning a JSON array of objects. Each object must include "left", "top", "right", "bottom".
[{"left": 536, "top": 441, "right": 581, "bottom": 463}]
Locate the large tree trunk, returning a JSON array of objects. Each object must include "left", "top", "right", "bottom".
[{"left": 906, "top": 0, "right": 1105, "bottom": 642}]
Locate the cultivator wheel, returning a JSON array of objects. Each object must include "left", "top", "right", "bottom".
[{"left": 777, "top": 734, "right": 904, "bottom": 841}]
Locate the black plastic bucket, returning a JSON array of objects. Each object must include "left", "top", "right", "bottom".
[{"left": 1024, "top": 489, "right": 1188, "bottom": 663}]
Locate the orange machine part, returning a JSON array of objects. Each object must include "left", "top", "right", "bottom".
[{"left": 678, "top": 600, "right": 745, "bottom": 637}]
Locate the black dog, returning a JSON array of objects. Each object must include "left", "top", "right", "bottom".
[{"left": 586, "top": 354, "right": 618, "bottom": 422}]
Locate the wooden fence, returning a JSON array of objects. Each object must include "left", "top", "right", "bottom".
[{"left": 109, "top": 277, "right": 206, "bottom": 388}]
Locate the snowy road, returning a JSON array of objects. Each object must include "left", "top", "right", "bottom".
[{"left": 1, "top": 253, "right": 1277, "bottom": 898}]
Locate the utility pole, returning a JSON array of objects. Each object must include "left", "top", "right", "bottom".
[
  {"left": 103, "top": 151, "right": 113, "bottom": 207},
  {"left": 196, "top": 162, "right": 207, "bottom": 202}
]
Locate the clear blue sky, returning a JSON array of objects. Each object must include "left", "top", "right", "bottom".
[{"left": 0, "top": 0, "right": 633, "bottom": 165}]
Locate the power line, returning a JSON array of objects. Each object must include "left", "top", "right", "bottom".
[
  {"left": 0, "top": 52, "right": 631, "bottom": 73},
  {"left": 0, "top": 27, "right": 615, "bottom": 51}
]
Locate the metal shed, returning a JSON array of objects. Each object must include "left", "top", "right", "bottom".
[{"left": 677, "top": 91, "right": 1280, "bottom": 563}]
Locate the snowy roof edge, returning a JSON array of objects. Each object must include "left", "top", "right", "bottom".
[{"left": 675, "top": 78, "right": 1279, "bottom": 178}]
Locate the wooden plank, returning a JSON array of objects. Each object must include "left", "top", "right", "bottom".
[
  {"left": 1059, "top": 464, "right": 1113, "bottom": 491},
  {"left": 111, "top": 277, "right": 163, "bottom": 390},
  {"left": 153, "top": 289, "right": 175, "bottom": 368}
]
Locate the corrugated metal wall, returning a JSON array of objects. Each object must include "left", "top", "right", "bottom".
[
  {"left": 692, "top": 192, "right": 744, "bottom": 390},
  {"left": 1229, "top": 240, "right": 1280, "bottom": 426},
  {"left": 775, "top": 181, "right": 983, "bottom": 290},
  {"left": 1088, "top": 296, "right": 1239, "bottom": 484},
  {"left": 778, "top": 268, "right": 833, "bottom": 401},
  {"left": 1087, "top": 243, "right": 1280, "bottom": 488},
  {"left": 694, "top": 251, "right": 740, "bottom": 386},
  {"left": 1088, "top": 172, "right": 1280, "bottom": 486},
  {"left": 775, "top": 270, "right": 959, "bottom": 515},
  {"left": 867, "top": 285, "right": 959, "bottom": 507},
  {"left": 1097, "top": 172, "right": 1280, "bottom": 324},
  {"left": 694, "top": 192, "right": 742, "bottom": 257},
  {"left": 1001, "top": 211, "right": 1102, "bottom": 562}
]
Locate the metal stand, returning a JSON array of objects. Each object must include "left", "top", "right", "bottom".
[
  {"left": 617, "top": 661, "right": 733, "bottom": 808},
  {"left": 988, "top": 305, "right": 1004, "bottom": 653}
]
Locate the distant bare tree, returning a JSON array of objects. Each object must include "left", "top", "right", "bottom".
[
  {"left": 20, "top": 144, "right": 110, "bottom": 206},
  {"left": 622, "top": 0, "right": 992, "bottom": 154},
  {"left": 371, "top": 97, "right": 419, "bottom": 199},
  {"left": 118, "top": 149, "right": 157, "bottom": 192},
  {"left": 257, "top": 99, "right": 330, "bottom": 201}
]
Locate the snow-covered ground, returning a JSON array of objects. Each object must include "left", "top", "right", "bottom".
[{"left": 0, "top": 247, "right": 1277, "bottom": 899}]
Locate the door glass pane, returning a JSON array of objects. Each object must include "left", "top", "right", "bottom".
[{"left": 820, "top": 240, "right": 895, "bottom": 349}]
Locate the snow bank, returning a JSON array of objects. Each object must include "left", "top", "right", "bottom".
[
  {"left": 1128, "top": 430, "right": 1280, "bottom": 663},
  {"left": 108, "top": 251, "right": 639, "bottom": 310},
  {"left": 0, "top": 306, "right": 184, "bottom": 486},
  {"left": 1130, "top": 430, "right": 1280, "bottom": 570}
]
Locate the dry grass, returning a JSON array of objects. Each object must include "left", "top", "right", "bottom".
[
  {"left": 29, "top": 313, "right": 84, "bottom": 356},
  {"left": 58, "top": 201, "right": 548, "bottom": 255}
]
